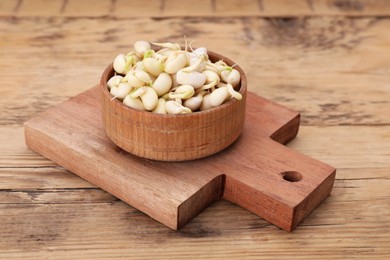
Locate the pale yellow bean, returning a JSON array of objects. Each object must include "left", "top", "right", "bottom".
[
  {"left": 209, "top": 86, "right": 230, "bottom": 107},
  {"left": 134, "top": 70, "right": 152, "bottom": 84},
  {"left": 124, "top": 71, "right": 145, "bottom": 88},
  {"left": 123, "top": 95, "right": 145, "bottom": 110},
  {"left": 193, "top": 47, "right": 208, "bottom": 59},
  {"left": 203, "top": 70, "right": 220, "bottom": 84},
  {"left": 110, "top": 82, "right": 133, "bottom": 100},
  {"left": 200, "top": 93, "right": 212, "bottom": 111},
  {"left": 227, "top": 84, "right": 242, "bottom": 100},
  {"left": 227, "top": 69, "right": 241, "bottom": 87},
  {"left": 171, "top": 73, "right": 179, "bottom": 88},
  {"left": 143, "top": 57, "right": 163, "bottom": 77},
  {"left": 221, "top": 68, "right": 240, "bottom": 87},
  {"left": 113, "top": 54, "right": 127, "bottom": 74},
  {"left": 185, "top": 54, "right": 206, "bottom": 72},
  {"left": 140, "top": 87, "right": 158, "bottom": 111},
  {"left": 129, "top": 86, "right": 148, "bottom": 98},
  {"left": 134, "top": 61, "right": 145, "bottom": 71},
  {"left": 152, "top": 73, "right": 172, "bottom": 96},
  {"left": 134, "top": 41, "right": 151, "bottom": 57},
  {"left": 168, "top": 85, "right": 195, "bottom": 100},
  {"left": 152, "top": 98, "right": 167, "bottom": 114},
  {"left": 183, "top": 92, "right": 204, "bottom": 111},
  {"left": 176, "top": 69, "right": 206, "bottom": 89},
  {"left": 166, "top": 101, "right": 192, "bottom": 114},
  {"left": 157, "top": 48, "right": 176, "bottom": 57},
  {"left": 164, "top": 52, "right": 187, "bottom": 74},
  {"left": 107, "top": 75, "right": 123, "bottom": 90},
  {"left": 151, "top": 42, "right": 181, "bottom": 51}
]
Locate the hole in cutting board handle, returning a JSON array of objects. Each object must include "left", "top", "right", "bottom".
[{"left": 281, "top": 171, "right": 303, "bottom": 182}]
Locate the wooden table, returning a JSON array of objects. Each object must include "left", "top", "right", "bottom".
[{"left": 1, "top": 0, "right": 389, "bottom": 258}]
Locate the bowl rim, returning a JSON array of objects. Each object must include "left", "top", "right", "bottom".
[{"left": 100, "top": 49, "right": 247, "bottom": 118}]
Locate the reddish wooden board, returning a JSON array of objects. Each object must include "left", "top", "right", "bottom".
[{"left": 24, "top": 86, "right": 336, "bottom": 231}]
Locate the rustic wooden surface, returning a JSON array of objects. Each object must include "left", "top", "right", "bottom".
[
  {"left": 24, "top": 84, "right": 335, "bottom": 232},
  {"left": 1, "top": 0, "right": 389, "bottom": 259}
]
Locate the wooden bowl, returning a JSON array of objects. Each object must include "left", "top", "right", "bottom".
[{"left": 100, "top": 50, "right": 247, "bottom": 161}]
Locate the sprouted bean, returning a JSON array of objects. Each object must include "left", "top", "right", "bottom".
[{"left": 108, "top": 39, "right": 242, "bottom": 113}]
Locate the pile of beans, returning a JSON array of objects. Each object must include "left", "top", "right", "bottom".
[{"left": 107, "top": 40, "right": 242, "bottom": 114}]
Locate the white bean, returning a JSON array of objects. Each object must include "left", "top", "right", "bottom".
[
  {"left": 171, "top": 73, "right": 179, "bottom": 88},
  {"left": 152, "top": 98, "right": 167, "bottom": 114},
  {"left": 165, "top": 101, "right": 192, "bottom": 114},
  {"left": 221, "top": 68, "right": 240, "bottom": 87},
  {"left": 143, "top": 57, "right": 163, "bottom": 77},
  {"left": 168, "top": 85, "right": 195, "bottom": 100},
  {"left": 140, "top": 87, "right": 158, "bottom": 111},
  {"left": 228, "top": 69, "right": 241, "bottom": 87},
  {"left": 110, "top": 82, "right": 133, "bottom": 100},
  {"left": 203, "top": 70, "right": 220, "bottom": 84},
  {"left": 134, "top": 60, "right": 145, "bottom": 71},
  {"left": 157, "top": 48, "right": 176, "bottom": 57},
  {"left": 152, "top": 73, "right": 172, "bottom": 96},
  {"left": 186, "top": 55, "right": 206, "bottom": 72},
  {"left": 183, "top": 93, "right": 203, "bottom": 111},
  {"left": 193, "top": 47, "right": 208, "bottom": 59},
  {"left": 134, "top": 41, "right": 151, "bottom": 57},
  {"left": 227, "top": 84, "right": 242, "bottom": 100},
  {"left": 123, "top": 95, "right": 145, "bottom": 110},
  {"left": 209, "top": 86, "right": 230, "bottom": 107},
  {"left": 124, "top": 71, "right": 145, "bottom": 88},
  {"left": 164, "top": 52, "right": 187, "bottom": 74},
  {"left": 176, "top": 69, "right": 206, "bottom": 89},
  {"left": 113, "top": 54, "right": 127, "bottom": 74},
  {"left": 134, "top": 70, "right": 152, "bottom": 84},
  {"left": 151, "top": 42, "right": 181, "bottom": 51},
  {"left": 200, "top": 93, "right": 212, "bottom": 111},
  {"left": 107, "top": 75, "right": 123, "bottom": 89},
  {"left": 130, "top": 86, "right": 148, "bottom": 98}
]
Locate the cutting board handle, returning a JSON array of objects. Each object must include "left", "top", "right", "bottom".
[{"left": 221, "top": 138, "right": 336, "bottom": 231}]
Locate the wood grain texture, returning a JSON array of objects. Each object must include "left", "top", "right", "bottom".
[
  {"left": 24, "top": 86, "right": 335, "bottom": 231},
  {"left": 0, "top": 16, "right": 389, "bottom": 127},
  {"left": 3, "top": 0, "right": 390, "bottom": 17},
  {"left": 1, "top": 1, "right": 390, "bottom": 258}
]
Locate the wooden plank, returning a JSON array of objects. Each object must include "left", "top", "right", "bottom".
[
  {"left": 313, "top": 0, "right": 390, "bottom": 16},
  {"left": 0, "top": 126, "right": 57, "bottom": 167},
  {"left": 214, "top": 0, "right": 261, "bottom": 15},
  {"left": 0, "top": 0, "right": 18, "bottom": 15},
  {"left": 2, "top": 0, "right": 390, "bottom": 17},
  {"left": 0, "top": 188, "right": 114, "bottom": 204},
  {"left": 17, "top": 0, "right": 63, "bottom": 16},
  {"left": 163, "top": 0, "right": 213, "bottom": 16},
  {"left": 261, "top": 0, "right": 312, "bottom": 16},
  {"left": 0, "top": 172, "right": 389, "bottom": 258},
  {"left": 114, "top": 0, "right": 162, "bottom": 17},
  {"left": 1, "top": 124, "right": 390, "bottom": 168},
  {"left": 0, "top": 167, "right": 94, "bottom": 189},
  {"left": 62, "top": 0, "right": 111, "bottom": 17},
  {"left": 0, "top": 16, "right": 389, "bottom": 126},
  {"left": 289, "top": 126, "right": 390, "bottom": 169},
  {"left": 258, "top": 0, "right": 390, "bottom": 17}
]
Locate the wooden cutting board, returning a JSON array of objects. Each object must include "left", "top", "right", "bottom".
[{"left": 24, "top": 86, "right": 336, "bottom": 231}]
